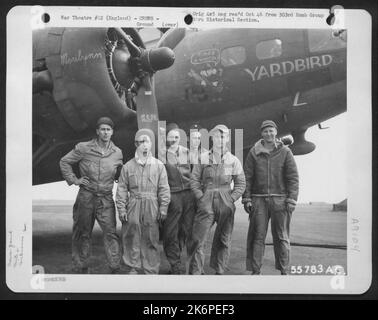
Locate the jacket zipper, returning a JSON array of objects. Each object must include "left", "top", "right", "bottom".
[
  {"left": 179, "top": 165, "right": 184, "bottom": 190},
  {"left": 267, "top": 155, "right": 270, "bottom": 195},
  {"left": 178, "top": 151, "right": 184, "bottom": 190},
  {"left": 141, "top": 165, "right": 144, "bottom": 192},
  {"left": 97, "top": 156, "right": 101, "bottom": 192},
  {"left": 177, "top": 147, "right": 185, "bottom": 190},
  {"left": 97, "top": 149, "right": 111, "bottom": 192}
]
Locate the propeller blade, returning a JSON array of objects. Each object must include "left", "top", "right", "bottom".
[
  {"left": 135, "top": 76, "right": 160, "bottom": 155},
  {"left": 110, "top": 27, "right": 176, "bottom": 157},
  {"left": 157, "top": 28, "right": 170, "bottom": 34},
  {"left": 157, "top": 28, "right": 186, "bottom": 50},
  {"left": 114, "top": 27, "right": 141, "bottom": 57},
  {"left": 121, "top": 28, "right": 146, "bottom": 49}
]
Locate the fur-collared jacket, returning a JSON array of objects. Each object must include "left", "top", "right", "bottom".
[{"left": 242, "top": 139, "right": 299, "bottom": 205}]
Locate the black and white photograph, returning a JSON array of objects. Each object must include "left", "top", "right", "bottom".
[{"left": 5, "top": 6, "right": 372, "bottom": 294}]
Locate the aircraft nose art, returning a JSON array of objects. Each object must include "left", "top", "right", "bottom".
[{"left": 43, "top": 28, "right": 135, "bottom": 132}]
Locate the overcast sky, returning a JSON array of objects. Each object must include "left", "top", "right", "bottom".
[{"left": 32, "top": 113, "right": 346, "bottom": 204}]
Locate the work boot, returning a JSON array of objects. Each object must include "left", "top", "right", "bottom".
[
  {"left": 73, "top": 267, "right": 89, "bottom": 274},
  {"left": 127, "top": 268, "right": 138, "bottom": 275},
  {"left": 72, "top": 267, "right": 90, "bottom": 274},
  {"left": 110, "top": 268, "right": 121, "bottom": 274},
  {"left": 170, "top": 264, "right": 183, "bottom": 275},
  {"left": 188, "top": 271, "right": 206, "bottom": 275}
]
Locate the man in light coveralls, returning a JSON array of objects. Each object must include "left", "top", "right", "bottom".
[{"left": 116, "top": 131, "right": 170, "bottom": 274}]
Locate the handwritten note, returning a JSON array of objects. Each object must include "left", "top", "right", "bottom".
[{"left": 8, "top": 226, "right": 26, "bottom": 268}]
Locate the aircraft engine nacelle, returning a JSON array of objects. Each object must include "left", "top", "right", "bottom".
[
  {"left": 32, "top": 28, "right": 174, "bottom": 134},
  {"left": 33, "top": 28, "right": 135, "bottom": 133},
  {"left": 288, "top": 131, "right": 316, "bottom": 155},
  {"left": 32, "top": 28, "right": 175, "bottom": 185}
]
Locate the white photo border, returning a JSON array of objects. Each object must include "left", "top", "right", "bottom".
[{"left": 5, "top": 6, "right": 372, "bottom": 294}]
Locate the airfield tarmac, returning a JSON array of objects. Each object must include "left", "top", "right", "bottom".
[{"left": 32, "top": 200, "right": 347, "bottom": 275}]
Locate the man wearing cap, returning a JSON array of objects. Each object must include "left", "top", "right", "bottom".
[
  {"left": 116, "top": 132, "right": 170, "bottom": 274},
  {"left": 60, "top": 117, "right": 123, "bottom": 274},
  {"left": 188, "top": 124, "right": 246, "bottom": 275},
  {"left": 161, "top": 123, "right": 196, "bottom": 274},
  {"left": 242, "top": 120, "right": 299, "bottom": 275}
]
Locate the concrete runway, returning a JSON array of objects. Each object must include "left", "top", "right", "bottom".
[{"left": 32, "top": 200, "right": 347, "bottom": 275}]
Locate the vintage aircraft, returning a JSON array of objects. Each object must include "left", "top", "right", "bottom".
[{"left": 32, "top": 27, "right": 346, "bottom": 185}]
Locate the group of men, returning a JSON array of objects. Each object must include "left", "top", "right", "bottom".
[{"left": 60, "top": 117, "right": 299, "bottom": 275}]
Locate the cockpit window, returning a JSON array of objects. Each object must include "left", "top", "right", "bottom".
[
  {"left": 256, "top": 39, "right": 282, "bottom": 60},
  {"left": 221, "top": 46, "right": 246, "bottom": 67},
  {"left": 308, "top": 29, "right": 347, "bottom": 52}
]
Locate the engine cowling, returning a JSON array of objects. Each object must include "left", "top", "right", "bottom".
[{"left": 33, "top": 27, "right": 175, "bottom": 134}]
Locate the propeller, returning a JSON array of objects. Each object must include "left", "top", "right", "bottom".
[
  {"left": 157, "top": 28, "right": 186, "bottom": 50},
  {"left": 110, "top": 28, "right": 175, "bottom": 155}
]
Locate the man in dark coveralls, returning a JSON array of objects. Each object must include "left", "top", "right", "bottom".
[{"left": 60, "top": 117, "right": 123, "bottom": 274}]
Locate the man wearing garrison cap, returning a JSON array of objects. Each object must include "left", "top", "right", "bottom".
[
  {"left": 242, "top": 120, "right": 299, "bottom": 275},
  {"left": 60, "top": 116, "right": 123, "bottom": 274}
]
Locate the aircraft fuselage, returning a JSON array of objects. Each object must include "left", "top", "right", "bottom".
[
  {"left": 32, "top": 28, "right": 346, "bottom": 185},
  {"left": 155, "top": 28, "right": 346, "bottom": 150}
]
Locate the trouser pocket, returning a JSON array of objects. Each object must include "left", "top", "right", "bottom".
[
  {"left": 249, "top": 197, "right": 259, "bottom": 220},
  {"left": 272, "top": 197, "right": 287, "bottom": 213}
]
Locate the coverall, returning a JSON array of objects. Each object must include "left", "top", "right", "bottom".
[
  {"left": 188, "top": 150, "right": 246, "bottom": 275},
  {"left": 242, "top": 139, "right": 299, "bottom": 274},
  {"left": 116, "top": 155, "right": 170, "bottom": 274},
  {"left": 189, "top": 147, "right": 208, "bottom": 167},
  {"left": 60, "top": 139, "right": 123, "bottom": 272},
  {"left": 162, "top": 146, "right": 195, "bottom": 273}
]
